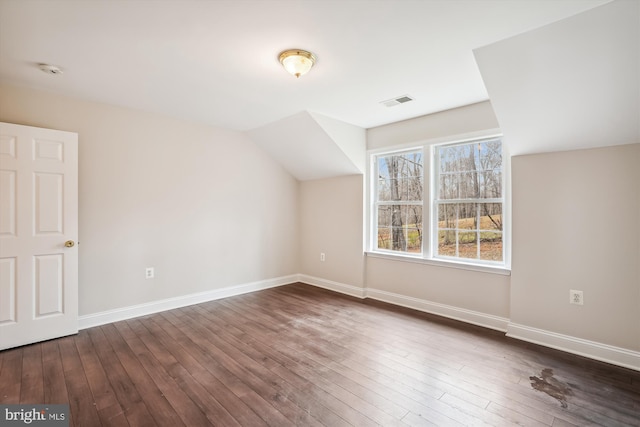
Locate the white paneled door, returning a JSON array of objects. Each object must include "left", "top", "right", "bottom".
[{"left": 0, "top": 122, "right": 78, "bottom": 350}]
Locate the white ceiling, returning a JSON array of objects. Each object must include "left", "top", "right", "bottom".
[
  {"left": 248, "top": 111, "right": 365, "bottom": 181},
  {"left": 0, "top": 0, "right": 611, "bottom": 133}
]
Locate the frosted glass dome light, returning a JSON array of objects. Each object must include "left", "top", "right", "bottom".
[{"left": 278, "top": 49, "right": 316, "bottom": 78}]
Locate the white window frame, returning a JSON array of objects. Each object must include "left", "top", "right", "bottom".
[
  {"left": 431, "top": 137, "right": 505, "bottom": 265},
  {"left": 366, "top": 131, "right": 510, "bottom": 275}
]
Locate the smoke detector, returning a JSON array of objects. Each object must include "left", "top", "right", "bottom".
[
  {"left": 38, "top": 64, "right": 64, "bottom": 75},
  {"left": 380, "top": 94, "right": 414, "bottom": 107}
]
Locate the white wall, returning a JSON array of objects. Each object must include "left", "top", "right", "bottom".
[
  {"left": 0, "top": 84, "right": 299, "bottom": 316},
  {"left": 510, "top": 144, "right": 640, "bottom": 351}
]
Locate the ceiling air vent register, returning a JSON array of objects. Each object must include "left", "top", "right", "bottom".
[
  {"left": 38, "top": 64, "right": 64, "bottom": 75},
  {"left": 380, "top": 95, "right": 414, "bottom": 108}
]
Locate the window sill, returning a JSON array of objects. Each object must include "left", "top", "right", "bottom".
[{"left": 365, "top": 251, "right": 511, "bottom": 276}]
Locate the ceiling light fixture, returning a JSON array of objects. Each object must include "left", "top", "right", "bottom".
[{"left": 278, "top": 49, "right": 316, "bottom": 78}]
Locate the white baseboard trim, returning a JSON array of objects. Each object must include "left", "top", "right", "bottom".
[
  {"left": 296, "top": 277, "right": 508, "bottom": 332},
  {"left": 77, "top": 273, "right": 640, "bottom": 372},
  {"left": 297, "top": 274, "right": 367, "bottom": 299},
  {"left": 78, "top": 275, "right": 298, "bottom": 330},
  {"left": 365, "top": 288, "right": 510, "bottom": 332},
  {"left": 507, "top": 323, "right": 640, "bottom": 372}
]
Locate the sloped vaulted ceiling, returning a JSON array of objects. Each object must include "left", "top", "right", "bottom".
[
  {"left": 474, "top": 0, "right": 639, "bottom": 156},
  {"left": 247, "top": 111, "right": 366, "bottom": 181}
]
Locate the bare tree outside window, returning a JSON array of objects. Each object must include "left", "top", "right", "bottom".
[{"left": 376, "top": 151, "right": 423, "bottom": 253}]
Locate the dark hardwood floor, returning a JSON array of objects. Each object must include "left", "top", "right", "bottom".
[{"left": 1, "top": 283, "right": 639, "bottom": 426}]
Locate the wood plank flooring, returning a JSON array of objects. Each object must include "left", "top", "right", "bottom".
[{"left": 2, "top": 283, "right": 639, "bottom": 426}]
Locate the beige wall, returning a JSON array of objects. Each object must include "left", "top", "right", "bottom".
[
  {"left": 511, "top": 144, "right": 640, "bottom": 351},
  {"left": 5, "top": 82, "right": 638, "bottom": 362},
  {"left": 0, "top": 84, "right": 299, "bottom": 316},
  {"left": 366, "top": 258, "right": 510, "bottom": 318},
  {"left": 367, "top": 101, "right": 500, "bottom": 150},
  {"left": 366, "top": 100, "right": 640, "bottom": 356},
  {"left": 364, "top": 100, "right": 510, "bottom": 319},
  {"left": 299, "top": 175, "right": 364, "bottom": 287}
]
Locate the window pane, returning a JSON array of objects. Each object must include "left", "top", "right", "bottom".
[
  {"left": 377, "top": 156, "right": 391, "bottom": 201},
  {"left": 439, "top": 146, "right": 456, "bottom": 173},
  {"left": 404, "top": 205, "right": 422, "bottom": 253},
  {"left": 458, "top": 203, "right": 477, "bottom": 230},
  {"left": 480, "top": 231, "right": 502, "bottom": 261},
  {"left": 376, "top": 204, "right": 421, "bottom": 253},
  {"left": 439, "top": 173, "right": 457, "bottom": 199},
  {"left": 377, "top": 174, "right": 392, "bottom": 201},
  {"left": 378, "top": 152, "right": 422, "bottom": 202},
  {"left": 437, "top": 141, "right": 503, "bottom": 202},
  {"left": 458, "top": 171, "right": 479, "bottom": 199},
  {"left": 377, "top": 227, "right": 392, "bottom": 250},
  {"left": 479, "top": 203, "right": 502, "bottom": 231},
  {"left": 398, "top": 178, "right": 412, "bottom": 201},
  {"left": 377, "top": 205, "right": 391, "bottom": 250},
  {"left": 478, "top": 140, "right": 502, "bottom": 198},
  {"left": 435, "top": 201, "right": 504, "bottom": 262},
  {"left": 441, "top": 144, "right": 475, "bottom": 173},
  {"left": 480, "top": 170, "right": 502, "bottom": 198},
  {"left": 438, "top": 230, "right": 456, "bottom": 256},
  {"left": 478, "top": 140, "right": 502, "bottom": 168},
  {"left": 458, "top": 231, "right": 477, "bottom": 259},
  {"left": 377, "top": 205, "right": 391, "bottom": 226},
  {"left": 438, "top": 204, "right": 457, "bottom": 229},
  {"left": 436, "top": 202, "right": 503, "bottom": 261}
]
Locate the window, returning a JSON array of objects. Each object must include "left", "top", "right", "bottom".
[
  {"left": 370, "top": 136, "right": 506, "bottom": 269},
  {"left": 434, "top": 139, "right": 503, "bottom": 262},
  {"left": 374, "top": 150, "right": 423, "bottom": 253}
]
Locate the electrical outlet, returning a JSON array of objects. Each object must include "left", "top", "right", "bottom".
[
  {"left": 320, "top": 252, "right": 325, "bottom": 262},
  {"left": 569, "top": 289, "right": 583, "bottom": 305},
  {"left": 145, "top": 267, "right": 154, "bottom": 279}
]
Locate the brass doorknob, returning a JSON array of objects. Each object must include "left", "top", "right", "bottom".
[{"left": 64, "top": 240, "right": 75, "bottom": 248}]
